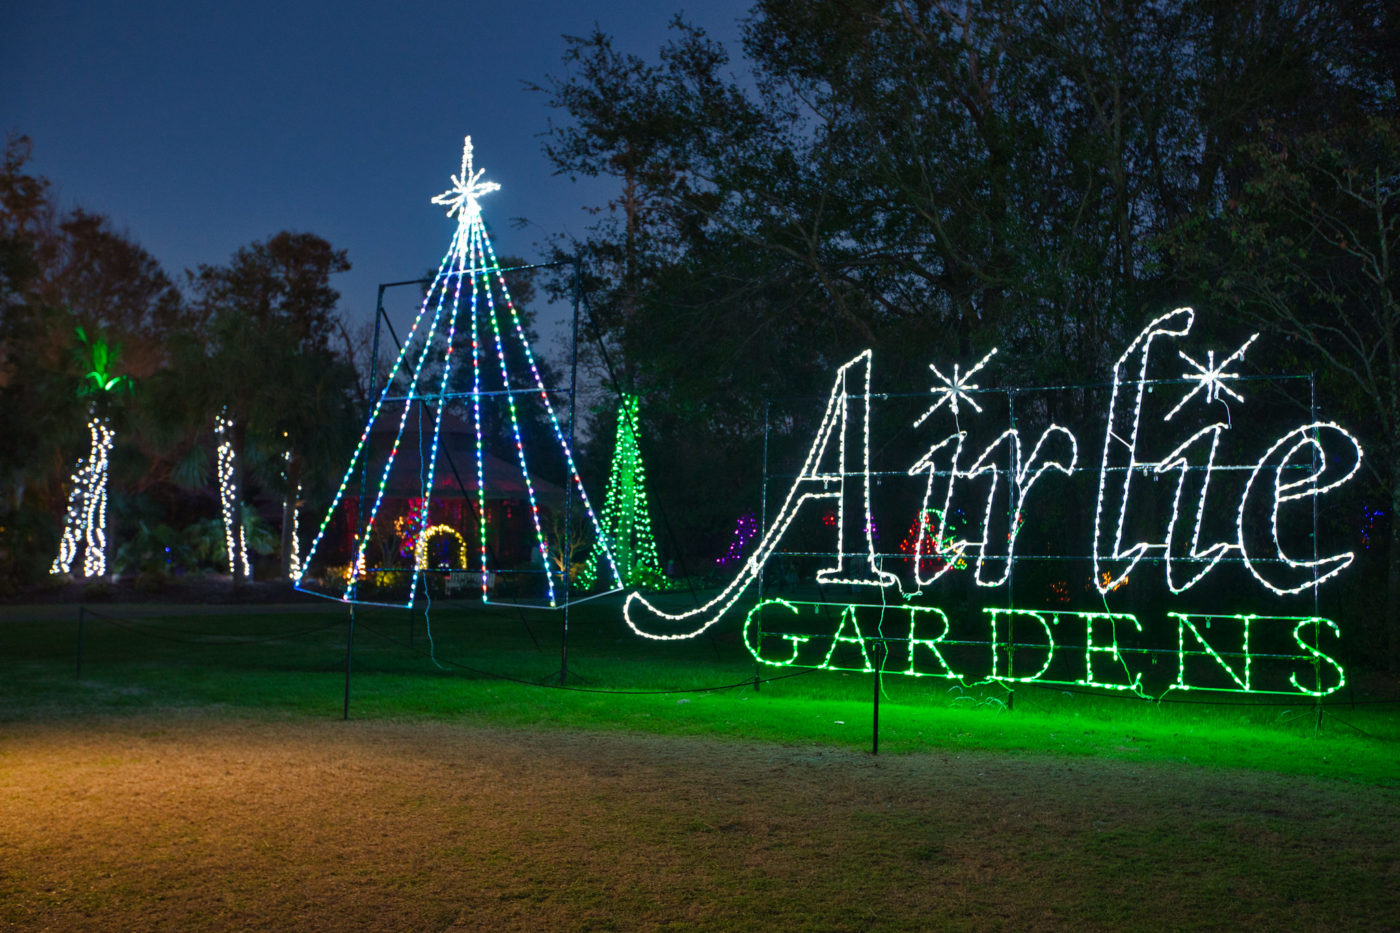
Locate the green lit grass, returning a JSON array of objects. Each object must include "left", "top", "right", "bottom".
[{"left": 2, "top": 593, "right": 1395, "bottom": 786}]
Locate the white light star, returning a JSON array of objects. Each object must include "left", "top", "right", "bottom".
[
  {"left": 1164, "top": 333, "right": 1258, "bottom": 421},
  {"left": 431, "top": 136, "right": 500, "bottom": 228},
  {"left": 914, "top": 347, "right": 998, "bottom": 426}
]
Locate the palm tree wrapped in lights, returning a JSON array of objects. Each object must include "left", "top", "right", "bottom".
[{"left": 51, "top": 327, "right": 133, "bottom": 577}]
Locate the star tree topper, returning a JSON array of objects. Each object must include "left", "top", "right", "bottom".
[{"left": 431, "top": 136, "right": 500, "bottom": 232}]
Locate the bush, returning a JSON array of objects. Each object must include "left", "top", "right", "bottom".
[{"left": 0, "top": 505, "right": 60, "bottom": 595}]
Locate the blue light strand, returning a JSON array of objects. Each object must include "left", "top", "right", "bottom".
[
  {"left": 468, "top": 223, "right": 490, "bottom": 599},
  {"left": 406, "top": 225, "right": 470, "bottom": 607},
  {"left": 476, "top": 226, "right": 557, "bottom": 605},
  {"left": 343, "top": 225, "right": 463, "bottom": 598}
]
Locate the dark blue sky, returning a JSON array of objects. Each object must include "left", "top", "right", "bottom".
[{"left": 2, "top": 1, "right": 750, "bottom": 345}]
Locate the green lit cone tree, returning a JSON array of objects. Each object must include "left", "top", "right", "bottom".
[{"left": 582, "top": 393, "right": 668, "bottom": 589}]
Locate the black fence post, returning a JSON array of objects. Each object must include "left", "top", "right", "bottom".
[
  {"left": 343, "top": 603, "right": 355, "bottom": 720},
  {"left": 872, "top": 641, "right": 886, "bottom": 756},
  {"left": 76, "top": 606, "right": 86, "bottom": 679}
]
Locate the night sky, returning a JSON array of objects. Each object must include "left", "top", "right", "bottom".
[{"left": 2, "top": 1, "right": 749, "bottom": 344}]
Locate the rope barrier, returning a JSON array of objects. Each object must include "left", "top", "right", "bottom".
[
  {"left": 78, "top": 606, "right": 344, "bottom": 646},
  {"left": 66, "top": 604, "right": 1394, "bottom": 709}
]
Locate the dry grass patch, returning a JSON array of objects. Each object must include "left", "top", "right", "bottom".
[{"left": 1, "top": 714, "right": 1396, "bottom": 931}]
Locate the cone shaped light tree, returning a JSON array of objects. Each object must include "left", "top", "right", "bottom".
[
  {"left": 583, "top": 393, "right": 667, "bottom": 589},
  {"left": 295, "top": 137, "right": 621, "bottom": 607}
]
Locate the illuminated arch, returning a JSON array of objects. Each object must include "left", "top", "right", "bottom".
[{"left": 415, "top": 524, "right": 468, "bottom": 571}]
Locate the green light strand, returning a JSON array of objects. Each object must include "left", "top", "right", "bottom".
[{"left": 742, "top": 599, "right": 1346, "bottom": 698}]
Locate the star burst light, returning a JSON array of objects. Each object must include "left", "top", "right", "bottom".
[
  {"left": 1164, "top": 333, "right": 1258, "bottom": 420},
  {"left": 914, "top": 347, "right": 998, "bottom": 426},
  {"left": 431, "top": 136, "right": 500, "bottom": 233}
]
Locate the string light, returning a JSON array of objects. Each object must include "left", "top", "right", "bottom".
[
  {"left": 987, "top": 608, "right": 1057, "bottom": 684},
  {"left": 1165, "top": 333, "right": 1258, "bottom": 419},
  {"left": 215, "top": 411, "right": 250, "bottom": 579},
  {"left": 914, "top": 347, "right": 997, "bottom": 426},
  {"left": 283, "top": 442, "right": 302, "bottom": 580},
  {"left": 744, "top": 600, "right": 1345, "bottom": 697},
  {"left": 415, "top": 523, "right": 468, "bottom": 570},
  {"left": 583, "top": 394, "right": 668, "bottom": 588},
  {"left": 1092, "top": 309, "right": 1362, "bottom": 597},
  {"left": 1239, "top": 422, "right": 1362, "bottom": 594},
  {"left": 631, "top": 312, "right": 1364, "bottom": 640},
  {"left": 1093, "top": 307, "right": 1196, "bottom": 593},
  {"left": 50, "top": 413, "right": 113, "bottom": 577},
  {"left": 908, "top": 380, "right": 1077, "bottom": 589},
  {"left": 1154, "top": 423, "right": 1232, "bottom": 592},
  {"left": 479, "top": 218, "right": 622, "bottom": 597},
  {"left": 52, "top": 331, "right": 130, "bottom": 579},
  {"left": 1360, "top": 505, "right": 1383, "bottom": 549},
  {"left": 954, "top": 425, "right": 1078, "bottom": 587},
  {"left": 395, "top": 499, "right": 428, "bottom": 560},
  {"left": 624, "top": 349, "right": 893, "bottom": 641},
  {"left": 1288, "top": 617, "right": 1348, "bottom": 697},
  {"left": 430, "top": 136, "right": 499, "bottom": 231},
  {"left": 903, "top": 606, "right": 957, "bottom": 678},
  {"left": 717, "top": 512, "right": 758, "bottom": 568},
  {"left": 292, "top": 228, "right": 459, "bottom": 593},
  {"left": 907, "top": 432, "right": 968, "bottom": 587}
]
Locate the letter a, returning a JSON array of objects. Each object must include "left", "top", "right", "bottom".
[{"left": 624, "top": 350, "right": 894, "bottom": 640}]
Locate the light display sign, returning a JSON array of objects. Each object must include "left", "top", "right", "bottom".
[
  {"left": 623, "top": 309, "right": 1364, "bottom": 698},
  {"left": 742, "top": 600, "right": 1344, "bottom": 697}
]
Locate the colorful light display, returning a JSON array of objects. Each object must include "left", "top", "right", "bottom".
[
  {"left": 898, "top": 509, "right": 965, "bottom": 577},
  {"left": 717, "top": 512, "right": 758, "bottom": 568},
  {"left": 415, "top": 524, "right": 468, "bottom": 570},
  {"left": 623, "top": 311, "right": 1365, "bottom": 696},
  {"left": 583, "top": 394, "right": 667, "bottom": 589},
  {"left": 294, "top": 136, "right": 621, "bottom": 607}
]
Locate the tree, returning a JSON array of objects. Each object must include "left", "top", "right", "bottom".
[
  {"left": 538, "top": 0, "right": 1397, "bottom": 631},
  {"left": 1, "top": 135, "right": 200, "bottom": 587},
  {"left": 37, "top": 208, "right": 187, "bottom": 356},
  {"left": 50, "top": 327, "right": 134, "bottom": 576},
  {"left": 582, "top": 393, "right": 667, "bottom": 588},
  {"left": 0, "top": 136, "right": 66, "bottom": 524},
  {"left": 185, "top": 231, "right": 356, "bottom": 582},
  {"left": 1171, "top": 115, "right": 1400, "bottom": 667}
]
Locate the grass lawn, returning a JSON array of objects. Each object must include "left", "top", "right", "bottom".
[{"left": 1, "top": 591, "right": 1397, "bottom": 929}]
